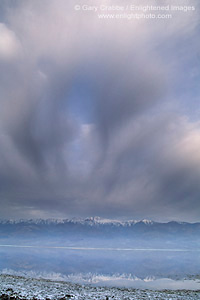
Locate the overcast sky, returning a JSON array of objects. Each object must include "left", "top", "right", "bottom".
[{"left": 0, "top": 0, "right": 199, "bottom": 221}]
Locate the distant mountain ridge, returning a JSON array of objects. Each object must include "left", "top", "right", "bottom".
[
  {"left": 0, "top": 216, "right": 196, "bottom": 226},
  {"left": 0, "top": 216, "right": 155, "bottom": 226},
  {"left": 0, "top": 217, "right": 199, "bottom": 249}
]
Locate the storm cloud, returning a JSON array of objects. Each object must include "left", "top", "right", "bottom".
[{"left": 0, "top": 0, "right": 200, "bottom": 221}]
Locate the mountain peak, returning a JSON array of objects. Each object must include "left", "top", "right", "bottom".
[{"left": 141, "top": 219, "right": 154, "bottom": 225}]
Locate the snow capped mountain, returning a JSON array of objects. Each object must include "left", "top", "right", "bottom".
[
  {"left": 70, "top": 216, "right": 134, "bottom": 226},
  {"left": 0, "top": 217, "right": 200, "bottom": 250},
  {"left": 0, "top": 217, "right": 157, "bottom": 227},
  {"left": 70, "top": 217, "right": 155, "bottom": 226},
  {"left": 140, "top": 219, "right": 155, "bottom": 225},
  {"left": 0, "top": 217, "right": 199, "bottom": 227}
]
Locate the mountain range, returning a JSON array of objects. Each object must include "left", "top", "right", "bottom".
[{"left": 0, "top": 217, "right": 199, "bottom": 249}]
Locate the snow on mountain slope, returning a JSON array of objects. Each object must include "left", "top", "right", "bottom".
[{"left": 0, "top": 217, "right": 156, "bottom": 227}]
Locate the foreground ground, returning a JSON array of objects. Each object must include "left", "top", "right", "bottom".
[{"left": 0, "top": 274, "right": 200, "bottom": 300}]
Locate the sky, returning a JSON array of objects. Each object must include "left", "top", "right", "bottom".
[{"left": 0, "top": 0, "right": 200, "bottom": 221}]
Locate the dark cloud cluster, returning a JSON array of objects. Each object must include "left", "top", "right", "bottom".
[{"left": 0, "top": 0, "right": 200, "bottom": 221}]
